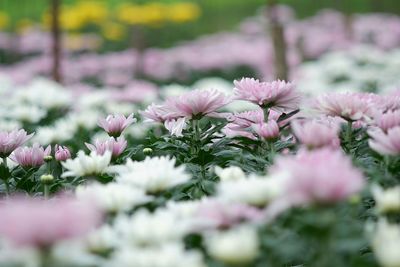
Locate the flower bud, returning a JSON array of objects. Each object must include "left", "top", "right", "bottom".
[
  {"left": 55, "top": 145, "right": 71, "bottom": 161},
  {"left": 143, "top": 147, "right": 153, "bottom": 155},
  {"left": 43, "top": 155, "right": 53, "bottom": 162},
  {"left": 40, "top": 174, "right": 54, "bottom": 184}
]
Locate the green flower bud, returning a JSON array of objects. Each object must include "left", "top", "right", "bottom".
[
  {"left": 143, "top": 147, "right": 153, "bottom": 155},
  {"left": 40, "top": 174, "right": 54, "bottom": 184}
]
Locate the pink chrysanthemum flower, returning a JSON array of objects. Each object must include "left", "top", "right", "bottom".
[
  {"left": 54, "top": 145, "right": 71, "bottom": 161},
  {"left": 291, "top": 118, "right": 340, "bottom": 149},
  {"left": 374, "top": 110, "right": 400, "bottom": 133},
  {"left": 10, "top": 143, "right": 51, "bottom": 168},
  {"left": 0, "top": 129, "right": 34, "bottom": 158},
  {"left": 141, "top": 103, "right": 178, "bottom": 123},
  {"left": 233, "top": 78, "right": 301, "bottom": 111},
  {"left": 269, "top": 148, "right": 364, "bottom": 205},
  {"left": 223, "top": 109, "right": 289, "bottom": 140},
  {"left": 0, "top": 197, "right": 102, "bottom": 248},
  {"left": 165, "top": 89, "right": 231, "bottom": 119},
  {"left": 98, "top": 114, "right": 136, "bottom": 137},
  {"left": 380, "top": 90, "right": 400, "bottom": 111},
  {"left": 86, "top": 136, "right": 127, "bottom": 158},
  {"left": 368, "top": 126, "right": 400, "bottom": 155},
  {"left": 194, "top": 200, "right": 263, "bottom": 230},
  {"left": 314, "top": 92, "right": 376, "bottom": 121},
  {"left": 252, "top": 120, "right": 280, "bottom": 140}
]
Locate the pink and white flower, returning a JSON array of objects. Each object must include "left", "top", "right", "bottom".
[
  {"left": 54, "top": 145, "right": 71, "bottom": 161},
  {"left": 86, "top": 136, "right": 127, "bottom": 158},
  {"left": 10, "top": 143, "right": 51, "bottom": 168},
  {"left": 291, "top": 118, "right": 340, "bottom": 149},
  {"left": 165, "top": 88, "right": 231, "bottom": 119},
  {"left": 98, "top": 114, "right": 136, "bottom": 137},
  {"left": 0, "top": 129, "right": 34, "bottom": 158},
  {"left": 368, "top": 126, "right": 400, "bottom": 155},
  {"left": 374, "top": 110, "right": 400, "bottom": 132},
  {"left": 266, "top": 148, "right": 364, "bottom": 218},
  {"left": 233, "top": 78, "right": 300, "bottom": 111},
  {"left": 0, "top": 197, "right": 102, "bottom": 248},
  {"left": 194, "top": 200, "right": 263, "bottom": 230},
  {"left": 252, "top": 120, "right": 280, "bottom": 140},
  {"left": 313, "top": 92, "right": 376, "bottom": 121}
]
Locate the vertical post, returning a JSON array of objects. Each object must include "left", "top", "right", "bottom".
[
  {"left": 50, "top": 0, "right": 62, "bottom": 83},
  {"left": 266, "top": 0, "right": 288, "bottom": 80},
  {"left": 132, "top": 25, "right": 145, "bottom": 78}
]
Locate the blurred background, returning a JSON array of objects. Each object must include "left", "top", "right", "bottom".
[{"left": 1, "top": 0, "right": 400, "bottom": 94}]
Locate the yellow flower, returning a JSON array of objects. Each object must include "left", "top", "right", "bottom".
[
  {"left": 116, "top": 3, "right": 166, "bottom": 26},
  {"left": 101, "top": 22, "right": 126, "bottom": 41},
  {"left": 167, "top": 2, "right": 201, "bottom": 23},
  {"left": 42, "top": 8, "right": 85, "bottom": 31},
  {"left": 0, "top": 11, "right": 9, "bottom": 29},
  {"left": 75, "top": 1, "right": 108, "bottom": 24}
]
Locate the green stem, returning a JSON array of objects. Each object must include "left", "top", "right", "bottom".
[
  {"left": 263, "top": 107, "right": 270, "bottom": 122},
  {"left": 191, "top": 119, "right": 206, "bottom": 182},
  {"left": 2, "top": 157, "right": 10, "bottom": 196},
  {"left": 41, "top": 247, "right": 52, "bottom": 267},
  {"left": 44, "top": 184, "right": 50, "bottom": 200},
  {"left": 346, "top": 121, "right": 352, "bottom": 142}
]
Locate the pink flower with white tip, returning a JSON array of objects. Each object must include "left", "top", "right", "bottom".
[
  {"left": 141, "top": 103, "right": 177, "bottom": 123},
  {"left": 194, "top": 200, "right": 263, "bottom": 230},
  {"left": 269, "top": 148, "right": 365, "bottom": 207},
  {"left": 223, "top": 109, "right": 287, "bottom": 140},
  {"left": 0, "top": 129, "right": 34, "bottom": 158},
  {"left": 368, "top": 126, "right": 400, "bottom": 156},
  {"left": 54, "top": 145, "right": 72, "bottom": 161},
  {"left": 233, "top": 78, "right": 301, "bottom": 111},
  {"left": 10, "top": 143, "right": 51, "bottom": 168},
  {"left": 314, "top": 92, "right": 376, "bottom": 121},
  {"left": 0, "top": 196, "right": 102, "bottom": 248},
  {"left": 374, "top": 110, "right": 400, "bottom": 133},
  {"left": 165, "top": 88, "right": 231, "bottom": 119},
  {"left": 98, "top": 114, "right": 136, "bottom": 137},
  {"left": 291, "top": 118, "right": 340, "bottom": 149},
  {"left": 252, "top": 120, "right": 280, "bottom": 140},
  {"left": 86, "top": 136, "right": 127, "bottom": 158}
]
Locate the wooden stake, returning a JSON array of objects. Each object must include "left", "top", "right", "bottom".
[
  {"left": 266, "top": 0, "right": 288, "bottom": 80},
  {"left": 50, "top": 0, "right": 62, "bottom": 83}
]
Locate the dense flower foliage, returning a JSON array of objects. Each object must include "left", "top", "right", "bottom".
[{"left": 0, "top": 5, "right": 400, "bottom": 267}]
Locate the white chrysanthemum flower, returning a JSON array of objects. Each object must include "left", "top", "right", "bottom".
[
  {"left": 165, "top": 199, "right": 204, "bottom": 220},
  {"left": 215, "top": 166, "right": 246, "bottom": 181},
  {"left": 62, "top": 151, "right": 112, "bottom": 178},
  {"left": 76, "top": 183, "right": 152, "bottom": 213},
  {"left": 0, "top": 241, "right": 40, "bottom": 267},
  {"left": 68, "top": 111, "right": 100, "bottom": 130},
  {"left": 108, "top": 243, "right": 206, "bottom": 267},
  {"left": 114, "top": 209, "right": 189, "bottom": 246},
  {"left": 104, "top": 102, "right": 138, "bottom": 115},
  {"left": 33, "top": 118, "right": 77, "bottom": 144},
  {"left": 77, "top": 91, "right": 109, "bottom": 110},
  {"left": 216, "top": 173, "right": 286, "bottom": 206},
  {"left": 371, "top": 219, "right": 400, "bottom": 267},
  {"left": 52, "top": 240, "right": 103, "bottom": 267},
  {"left": 205, "top": 225, "right": 259, "bottom": 265},
  {"left": 372, "top": 185, "right": 400, "bottom": 214},
  {"left": 8, "top": 105, "right": 47, "bottom": 123},
  {"left": 0, "top": 120, "right": 21, "bottom": 132},
  {"left": 85, "top": 225, "right": 118, "bottom": 254},
  {"left": 115, "top": 156, "right": 190, "bottom": 193},
  {"left": 14, "top": 78, "right": 72, "bottom": 109}
]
